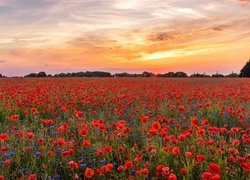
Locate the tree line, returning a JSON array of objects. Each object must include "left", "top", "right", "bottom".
[
  {"left": 17, "top": 71, "right": 242, "bottom": 78},
  {"left": 1, "top": 60, "right": 250, "bottom": 78}
]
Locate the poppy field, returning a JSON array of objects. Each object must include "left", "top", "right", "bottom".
[{"left": 0, "top": 77, "right": 249, "bottom": 180}]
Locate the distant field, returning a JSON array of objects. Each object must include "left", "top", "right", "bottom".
[{"left": 0, "top": 78, "right": 249, "bottom": 179}]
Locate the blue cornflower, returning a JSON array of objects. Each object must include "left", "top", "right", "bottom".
[
  {"left": 35, "top": 152, "right": 41, "bottom": 157},
  {"left": 80, "top": 163, "right": 87, "bottom": 167}
]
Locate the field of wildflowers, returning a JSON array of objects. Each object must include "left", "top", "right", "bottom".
[{"left": 0, "top": 78, "right": 249, "bottom": 180}]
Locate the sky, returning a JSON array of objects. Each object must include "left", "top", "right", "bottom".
[{"left": 0, "top": 0, "right": 250, "bottom": 76}]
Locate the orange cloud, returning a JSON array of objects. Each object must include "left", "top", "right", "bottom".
[
  {"left": 148, "top": 32, "right": 181, "bottom": 42},
  {"left": 237, "top": 0, "right": 250, "bottom": 2},
  {"left": 212, "top": 27, "right": 224, "bottom": 32}
]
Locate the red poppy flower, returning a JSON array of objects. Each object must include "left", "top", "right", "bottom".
[
  {"left": 185, "top": 151, "right": 193, "bottom": 158},
  {"left": 48, "top": 150, "right": 55, "bottom": 156},
  {"left": 201, "top": 119, "right": 209, "bottom": 125},
  {"left": 103, "top": 146, "right": 112, "bottom": 153},
  {"left": 28, "top": 174, "right": 37, "bottom": 180},
  {"left": 3, "top": 160, "right": 11, "bottom": 166},
  {"left": 1, "top": 146, "right": 8, "bottom": 151},
  {"left": 228, "top": 156, "right": 237, "bottom": 163},
  {"left": 62, "top": 151, "right": 70, "bottom": 158},
  {"left": 135, "top": 170, "right": 142, "bottom": 178},
  {"left": 140, "top": 115, "right": 148, "bottom": 124},
  {"left": 211, "top": 174, "right": 220, "bottom": 180},
  {"left": 160, "top": 128, "right": 168, "bottom": 136},
  {"left": 201, "top": 172, "right": 213, "bottom": 180},
  {"left": 146, "top": 145, "right": 154, "bottom": 152},
  {"left": 117, "top": 147, "right": 124, "bottom": 152},
  {"left": 169, "top": 173, "right": 177, "bottom": 180},
  {"left": 82, "top": 140, "right": 91, "bottom": 147},
  {"left": 98, "top": 124, "right": 107, "bottom": 132},
  {"left": 107, "top": 164, "right": 113, "bottom": 172},
  {"left": 217, "top": 149, "right": 223, "bottom": 155},
  {"left": 152, "top": 122, "right": 161, "bottom": 130},
  {"left": 84, "top": 168, "right": 94, "bottom": 179},
  {"left": 191, "top": 118, "right": 198, "bottom": 126},
  {"left": 171, "top": 138, "right": 178, "bottom": 144},
  {"left": 79, "top": 129, "right": 88, "bottom": 136},
  {"left": 163, "top": 146, "right": 172, "bottom": 153},
  {"left": 10, "top": 115, "right": 19, "bottom": 122},
  {"left": 162, "top": 167, "right": 171, "bottom": 177},
  {"left": 196, "top": 154, "right": 205, "bottom": 163},
  {"left": 117, "top": 166, "right": 124, "bottom": 172},
  {"left": 101, "top": 165, "right": 108, "bottom": 172},
  {"left": 228, "top": 148, "right": 239, "bottom": 155},
  {"left": 178, "top": 134, "right": 186, "bottom": 141},
  {"left": 57, "top": 138, "right": 66, "bottom": 146},
  {"left": 237, "top": 156, "right": 246, "bottom": 162},
  {"left": 74, "top": 111, "right": 84, "bottom": 118},
  {"left": 96, "top": 149, "right": 104, "bottom": 157},
  {"left": 172, "top": 147, "right": 181, "bottom": 155},
  {"left": 134, "top": 152, "right": 143, "bottom": 162},
  {"left": 141, "top": 168, "right": 149, "bottom": 175},
  {"left": 95, "top": 168, "right": 103, "bottom": 176},
  {"left": 180, "top": 168, "right": 187, "bottom": 175},
  {"left": 124, "top": 161, "right": 133, "bottom": 169},
  {"left": 0, "top": 133, "right": 9, "bottom": 141},
  {"left": 68, "top": 161, "right": 79, "bottom": 170},
  {"left": 69, "top": 148, "right": 75, "bottom": 155},
  {"left": 241, "top": 162, "right": 250, "bottom": 172},
  {"left": 27, "top": 132, "right": 35, "bottom": 139},
  {"left": 148, "top": 128, "right": 158, "bottom": 136},
  {"left": 208, "top": 163, "right": 221, "bottom": 174},
  {"left": 156, "top": 164, "right": 165, "bottom": 172}
]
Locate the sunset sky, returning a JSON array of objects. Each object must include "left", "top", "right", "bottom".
[{"left": 0, "top": 0, "right": 250, "bottom": 76}]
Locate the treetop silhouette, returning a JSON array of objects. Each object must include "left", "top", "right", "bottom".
[{"left": 240, "top": 60, "right": 250, "bottom": 77}]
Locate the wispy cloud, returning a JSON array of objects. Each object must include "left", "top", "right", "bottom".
[
  {"left": 236, "top": 0, "right": 250, "bottom": 2},
  {"left": 148, "top": 32, "right": 182, "bottom": 42},
  {"left": 0, "top": 0, "right": 250, "bottom": 76}
]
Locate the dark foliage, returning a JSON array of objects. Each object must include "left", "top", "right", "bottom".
[
  {"left": 24, "top": 73, "right": 37, "bottom": 77},
  {"left": 37, "top": 71, "right": 47, "bottom": 77},
  {"left": 54, "top": 71, "right": 112, "bottom": 77},
  {"left": 211, "top": 74, "right": 224, "bottom": 77},
  {"left": 225, "top": 72, "right": 239, "bottom": 77},
  {"left": 190, "top": 73, "right": 210, "bottom": 77},
  {"left": 240, "top": 60, "right": 250, "bottom": 77},
  {"left": 24, "top": 72, "right": 47, "bottom": 77}
]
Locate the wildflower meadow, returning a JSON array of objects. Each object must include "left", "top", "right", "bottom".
[{"left": 0, "top": 78, "right": 249, "bottom": 180}]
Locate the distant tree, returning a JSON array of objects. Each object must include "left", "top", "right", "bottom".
[
  {"left": 164, "top": 72, "right": 175, "bottom": 77},
  {"left": 59, "top": 73, "right": 67, "bottom": 77},
  {"left": 226, "top": 72, "right": 239, "bottom": 77},
  {"left": 114, "top": 72, "right": 131, "bottom": 77},
  {"left": 37, "top": 71, "right": 46, "bottom": 77},
  {"left": 115, "top": 72, "right": 142, "bottom": 77},
  {"left": 142, "top": 71, "right": 153, "bottom": 77},
  {"left": 53, "top": 71, "right": 111, "bottom": 77},
  {"left": 240, "top": 60, "right": 250, "bottom": 77},
  {"left": 175, "top": 71, "right": 188, "bottom": 77},
  {"left": 75, "top": 72, "right": 85, "bottom": 77},
  {"left": 24, "top": 73, "right": 37, "bottom": 77},
  {"left": 190, "top": 73, "right": 210, "bottom": 77},
  {"left": 47, "top": 74, "right": 52, "bottom": 77},
  {"left": 211, "top": 73, "right": 224, "bottom": 77},
  {"left": 0, "top": 73, "right": 2, "bottom": 78}
]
